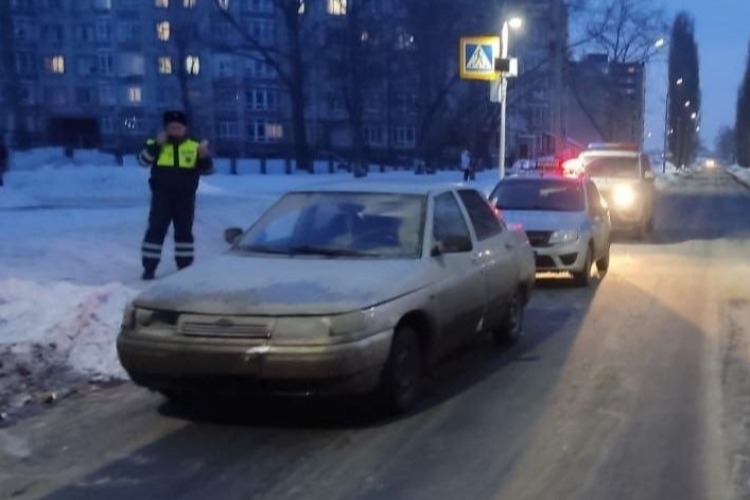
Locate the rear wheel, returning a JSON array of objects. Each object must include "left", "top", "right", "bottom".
[
  {"left": 572, "top": 247, "right": 593, "bottom": 287},
  {"left": 492, "top": 290, "right": 525, "bottom": 345},
  {"left": 377, "top": 325, "right": 422, "bottom": 414}
]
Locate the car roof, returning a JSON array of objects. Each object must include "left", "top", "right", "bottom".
[
  {"left": 502, "top": 173, "right": 584, "bottom": 183},
  {"left": 289, "top": 180, "right": 470, "bottom": 196},
  {"left": 580, "top": 150, "right": 640, "bottom": 159}
]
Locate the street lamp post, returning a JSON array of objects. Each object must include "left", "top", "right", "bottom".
[{"left": 498, "top": 17, "right": 523, "bottom": 180}]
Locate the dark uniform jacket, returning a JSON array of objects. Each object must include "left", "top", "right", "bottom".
[{"left": 138, "top": 137, "right": 214, "bottom": 192}]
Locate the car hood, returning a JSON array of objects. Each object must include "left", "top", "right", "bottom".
[
  {"left": 590, "top": 177, "right": 641, "bottom": 192},
  {"left": 502, "top": 210, "right": 587, "bottom": 232},
  {"left": 133, "top": 254, "right": 433, "bottom": 316}
]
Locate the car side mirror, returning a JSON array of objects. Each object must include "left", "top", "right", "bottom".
[{"left": 224, "top": 227, "right": 244, "bottom": 245}]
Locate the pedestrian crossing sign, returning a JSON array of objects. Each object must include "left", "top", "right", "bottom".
[{"left": 460, "top": 36, "right": 501, "bottom": 81}]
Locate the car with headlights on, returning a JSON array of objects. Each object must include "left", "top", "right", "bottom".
[
  {"left": 118, "top": 182, "right": 535, "bottom": 412},
  {"left": 577, "top": 144, "right": 657, "bottom": 239},
  {"left": 489, "top": 174, "right": 611, "bottom": 286}
]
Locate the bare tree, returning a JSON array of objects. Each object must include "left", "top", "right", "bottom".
[
  {"left": 581, "top": 0, "right": 669, "bottom": 63},
  {"left": 212, "top": 0, "right": 313, "bottom": 172}
]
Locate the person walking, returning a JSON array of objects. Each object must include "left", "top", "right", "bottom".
[
  {"left": 0, "top": 138, "right": 8, "bottom": 188},
  {"left": 138, "top": 111, "right": 214, "bottom": 280},
  {"left": 461, "top": 148, "right": 472, "bottom": 182}
]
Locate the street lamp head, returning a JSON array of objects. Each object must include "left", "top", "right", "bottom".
[
  {"left": 691, "top": 112, "right": 698, "bottom": 120},
  {"left": 507, "top": 17, "right": 524, "bottom": 30},
  {"left": 676, "top": 78, "right": 684, "bottom": 85},
  {"left": 654, "top": 38, "right": 666, "bottom": 49},
  {"left": 684, "top": 100, "right": 691, "bottom": 108}
]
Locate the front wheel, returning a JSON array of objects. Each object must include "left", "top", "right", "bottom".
[
  {"left": 377, "top": 325, "right": 422, "bottom": 414},
  {"left": 596, "top": 244, "right": 610, "bottom": 274},
  {"left": 572, "top": 248, "right": 593, "bottom": 287},
  {"left": 492, "top": 291, "right": 525, "bottom": 345}
]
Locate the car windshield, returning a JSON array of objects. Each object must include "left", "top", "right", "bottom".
[
  {"left": 584, "top": 156, "right": 640, "bottom": 178},
  {"left": 493, "top": 180, "right": 585, "bottom": 212},
  {"left": 236, "top": 192, "right": 426, "bottom": 259}
]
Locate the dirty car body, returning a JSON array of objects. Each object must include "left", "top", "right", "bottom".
[{"left": 117, "top": 182, "right": 535, "bottom": 401}]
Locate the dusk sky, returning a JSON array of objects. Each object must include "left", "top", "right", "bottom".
[{"left": 644, "top": 0, "right": 750, "bottom": 152}]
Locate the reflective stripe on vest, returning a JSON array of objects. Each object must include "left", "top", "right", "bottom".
[{"left": 155, "top": 140, "right": 199, "bottom": 169}]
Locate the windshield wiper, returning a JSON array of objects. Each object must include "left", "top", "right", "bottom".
[{"left": 288, "top": 245, "right": 373, "bottom": 258}]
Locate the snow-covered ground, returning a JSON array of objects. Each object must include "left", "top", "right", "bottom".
[
  {"left": 726, "top": 164, "right": 750, "bottom": 188},
  {"left": 0, "top": 147, "right": 697, "bottom": 419},
  {"left": 0, "top": 148, "right": 500, "bottom": 419}
]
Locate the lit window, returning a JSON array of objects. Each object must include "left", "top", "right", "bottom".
[
  {"left": 217, "top": 0, "right": 230, "bottom": 9},
  {"left": 265, "top": 123, "right": 283, "bottom": 140},
  {"left": 327, "top": 0, "right": 346, "bottom": 15},
  {"left": 185, "top": 55, "right": 200, "bottom": 75},
  {"left": 297, "top": 0, "right": 305, "bottom": 14},
  {"left": 183, "top": 0, "right": 196, "bottom": 7},
  {"left": 158, "top": 56, "right": 173, "bottom": 74},
  {"left": 156, "top": 21, "right": 170, "bottom": 41},
  {"left": 128, "top": 86, "right": 142, "bottom": 103},
  {"left": 46, "top": 55, "right": 65, "bottom": 74},
  {"left": 155, "top": 0, "right": 168, "bottom": 6}
]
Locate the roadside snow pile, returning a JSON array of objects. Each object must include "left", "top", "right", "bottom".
[
  {"left": 0, "top": 279, "right": 137, "bottom": 379},
  {"left": 727, "top": 165, "right": 750, "bottom": 188},
  {"left": 654, "top": 162, "right": 701, "bottom": 190}
]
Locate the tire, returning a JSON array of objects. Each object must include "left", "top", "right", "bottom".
[
  {"left": 596, "top": 244, "right": 610, "bottom": 274},
  {"left": 492, "top": 290, "right": 525, "bottom": 345},
  {"left": 572, "top": 247, "right": 593, "bottom": 287},
  {"left": 378, "top": 325, "right": 422, "bottom": 414}
]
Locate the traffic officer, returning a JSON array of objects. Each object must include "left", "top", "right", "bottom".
[{"left": 138, "top": 110, "right": 213, "bottom": 280}]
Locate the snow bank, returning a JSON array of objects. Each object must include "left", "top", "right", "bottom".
[
  {"left": 0, "top": 279, "right": 138, "bottom": 379},
  {"left": 727, "top": 165, "right": 750, "bottom": 189}
]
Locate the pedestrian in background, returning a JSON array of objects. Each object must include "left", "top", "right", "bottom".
[
  {"left": 0, "top": 138, "right": 8, "bottom": 188},
  {"left": 461, "top": 148, "right": 472, "bottom": 182},
  {"left": 137, "top": 111, "right": 214, "bottom": 281}
]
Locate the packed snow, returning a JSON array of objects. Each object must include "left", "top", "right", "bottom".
[
  {"left": 727, "top": 164, "right": 750, "bottom": 188},
  {"left": 0, "top": 147, "right": 697, "bottom": 418}
]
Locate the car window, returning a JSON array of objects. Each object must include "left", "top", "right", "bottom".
[
  {"left": 494, "top": 179, "right": 586, "bottom": 212},
  {"left": 433, "top": 192, "right": 472, "bottom": 248},
  {"left": 458, "top": 190, "right": 502, "bottom": 241}
]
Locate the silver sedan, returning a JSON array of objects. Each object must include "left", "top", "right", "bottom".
[{"left": 117, "top": 182, "right": 535, "bottom": 412}]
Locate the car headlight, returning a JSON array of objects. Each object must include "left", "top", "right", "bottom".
[
  {"left": 273, "top": 312, "right": 367, "bottom": 340},
  {"left": 549, "top": 229, "right": 579, "bottom": 245},
  {"left": 134, "top": 308, "right": 179, "bottom": 328},
  {"left": 613, "top": 185, "right": 637, "bottom": 208}
]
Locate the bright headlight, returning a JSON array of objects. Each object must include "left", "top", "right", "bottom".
[
  {"left": 273, "top": 312, "right": 366, "bottom": 340},
  {"left": 613, "top": 185, "right": 637, "bottom": 208},
  {"left": 549, "top": 229, "right": 579, "bottom": 245}
]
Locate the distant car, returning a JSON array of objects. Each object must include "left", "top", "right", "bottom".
[
  {"left": 489, "top": 174, "right": 612, "bottom": 286},
  {"left": 578, "top": 145, "right": 657, "bottom": 238},
  {"left": 118, "top": 183, "right": 535, "bottom": 413}
]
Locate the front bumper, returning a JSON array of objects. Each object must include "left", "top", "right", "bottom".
[
  {"left": 532, "top": 240, "right": 588, "bottom": 273},
  {"left": 117, "top": 328, "right": 393, "bottom": 396}
]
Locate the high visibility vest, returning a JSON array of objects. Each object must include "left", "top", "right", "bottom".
[{"left": 147, "top": 139, "right": 200, "bottom": 169}]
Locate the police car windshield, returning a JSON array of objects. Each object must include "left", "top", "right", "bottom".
[
  {"left": 584, "top": 157, "right": 640, "bottom": 178},
  {"left": 494, "top": 180, "right": 585, "bottom": 212}
]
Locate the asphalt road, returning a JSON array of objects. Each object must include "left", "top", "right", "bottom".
[{"left": 3, "top": 167, "right": 750, "bottom": 500}]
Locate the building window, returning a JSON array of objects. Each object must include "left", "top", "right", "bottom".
[
  {"left": 15, "top": 52, "right": 36, "bottom": 76},
  {"left": 327, "top": 0, "right": 346, "bottom": 15},
  {"left": 20, "top": 85, "right": 36, "bottom": 105},
  {"left": 217, "top": 121, "right": 239, "bottom": 138},
  {"left": 247, "top": 121, "right": 283, "bottom": 142},
  {"left": 128, "top": 87, "right": 142, "bottom": 104},
  {"left": 42, "top": 24, "right": 64, "bottom": 43},
  {"left": 118, "top": 23, "right": 141, "bottom": 42},
  {"left": 119, "top": 53, "right": 145, "bottom": 77},
  {"left": 243, "top": 0, "right": 273, "bottom": 13},
  {"left": 251, "top": 20, "right": 276, "bottom": 43},
  {"left": 185, "top": 55, "right": 200, "bottom": 75},
  {"left": 96, "top": 21, "right": 113, "bottom": 42},
  {"left": 73, "top": 24, "right": 95, "bottom": 43},
  {"left": 245, "top": 57, "right": 274, "bottom": 79},
  {"left": 45, "top": 87, "right": 68, "bottom": 106},
  {"left": 217, "top": 0, "right": 230, "bottom": 9},
  {"left": 45, "top": 56, "right": 65, "bottom": 74},
  {"left": 93, "top": 0, "right": 112, "bottom": 10},
  {"left": 266, "top": 123, "right": 283, "bottom": 140},
  {"left": 76, "top": 56, "right": 97, "bottom": 76},
  {"left": 76, "top": 87, "right": 95, "bottom": 105},
  {"left": 246, "top": 89, "right": 276, "bottom": 111},
  {"left": 99, "top": 85, "right": 117, "bottom": 105},
  {"left": 215, "top": 58, "right": 236, "bottom": 78},
  {"left": 156, "top": 21, "right": 170, "bottom": 41},
  {"left": 392, "top": 127, "right": 416, "bottom": 148},
  {"left": 364, "top": 125, "right": 385, "bottom": 146},
  {"left": 158, "top": 56, "right": 173, "bottom": 74},
  {"left": 101, "top": 117, "right": 114, "bottom": 134},
  {"left": 98, "top": 52, "right": 114, "bottom": 76},
  {"left": 183, "top": 0, "right": 196, "bottom": 7},
  {"left": 155, "top": 0, "right": 169, "bottom": 6},
  {"left": 14, "top": 19, "right": 34, "bottom": 42}
]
